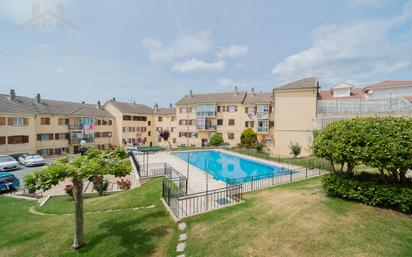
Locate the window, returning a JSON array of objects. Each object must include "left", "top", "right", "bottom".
[
  {"left": 187, "top": 107, "right": 192, "bottom": 113},
  {"left": 196, "top": 104, "right": 215, "bottom": 117},
  {"left": 171, "top": 127, "right": 176, "bottom": 132},
  {"left": 40, "top": 117, "right": 50, "bottom": 125},
  {"left": 172, "top": 138, "right": 176, "bottom": 143},
  {"left": 0, "top": 136, "right": 5, "bottom": 145},
  {"left": 148, "top": 131, "right": 151, "bottom": 136},
  {"left": 245, "top": 107, "right": 255, "bottom": 115},
  {"left": 228, "top": 105, "right": 237, "bottom": 112},
  {"left": 228, "top": 133, "right": 235, "bottom": 140},
  {"left": 156, "top": 127, "right": 162, "bottom": 132},
  {"left": 95, "top": 132, "right": 102, "bottom": 138},
  {"left": 257, "top": 104, "right": 270, "bottom": 113},
  {"left": 123, "top": 115, "right": 131, "bottom": 121},
  {"left": 122, "top": 127, "right": 126, "bottom": 133},
  {"left": 109, "top": 120, "right": 113, "bottom": 125},
  {"left": 37, "top": 149, "right": 53, "bottom": 157},
  {"left": 179, "top": 107, "right": 186, "bottom": 113},
  {"left": 148, "top": 121, "right": 151, "bottom": 126},
  {"left": 37, "top": 133, "right": 54, "bottom": 141},
  {"left": 102, "top": 132, "right": 112, "bottom": 137},
  {"left": 97, "top": 119, "right": 102, "bottom": 125},
  {"left": 55, "top": 133, "right": 69, "bottom": 140},
  {"left": 58, "top": 118, "right": 69, "bottom": 125},
  {"left": 8, "top": 135, "right": 29, "bottom": 144},
  {"left": 9, "top": 117, "right": 26, "bottom": 126},
  {"left": 158, "top": 137, "right": 162, "bottom": 142},
  {"left": 132, "top": 116, "right": 147, "bottom": 121},
  {"left": 171, "top": 116, "right": 176, "bottom": 121},
  {"left": 158, "top": 116, "right": 163, "bottom": 122},
  {"left": 0, "top": 117, "right": 5, "bottom": 126},
  {"left": 228, "top": 119, "right": 235, "bottom": 126},
  {"left": 245, "top": 121, "right": 254, "bottom": 128},
  {"left": 217, "top": 119, "right": 223, "bottom": 126}
]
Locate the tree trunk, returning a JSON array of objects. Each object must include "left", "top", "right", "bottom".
[
  {"left": 167, "top": 140, "right": 172, "bottom": 150},
  {"left": 379, "top": 169, "right": 387, "bottom": 184},
  {"left": 347, "top": 163, "right": 354, "bottom": 176},
  {"left": 399, "top": 169, "right": 407, "bottom": 185},
  {"left": 330, "top": 160, "right": 336, "bottom": 173},
  {"left": 72, "top": 178, "right": 86, "bottom": 250}
]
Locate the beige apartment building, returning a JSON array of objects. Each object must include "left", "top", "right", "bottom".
[
  {"left": 104, "top": 100, "right": 177, "bottom": 148},
  {"left": 0, "top": 90, "right": 116, "bottom": 156},
  {"left": 175, "top": 88, "right": 275, "bottom": 149}
]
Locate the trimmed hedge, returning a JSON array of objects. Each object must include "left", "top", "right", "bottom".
[{"left": 322, "top": 173, "right": 412, "bottom": 214}]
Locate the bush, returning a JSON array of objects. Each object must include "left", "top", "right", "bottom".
[
  {"left": 240, "top": 128, "right": 257, "bottom": 146},
  {"left": 289, "top": 142, "right": 301, "bottom": 158},
  {"left": 117, "top": 179, "right": 132, "bottom": 190},
  {"left": 322, "top": 173, "right": 412, "bottom": 214},
  {"left": 64, "top": 184, "right": 74, "bottom": 198},
  {"left": 209, "top": 133, "right": 224, "bottom": 146},
  {"left": 255, "top": 143, "right": 266, "bottom": 152},
  {"left": 94, "top": 180, "right": 109, "bottom": 196}
]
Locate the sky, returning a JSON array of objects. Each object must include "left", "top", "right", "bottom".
[{"left": 0, "top": 0, "right": 411, "bottom": 106}]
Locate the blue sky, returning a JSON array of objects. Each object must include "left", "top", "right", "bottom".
[{"left": 0, "top": 0, "right": 411, "bottom": 106}]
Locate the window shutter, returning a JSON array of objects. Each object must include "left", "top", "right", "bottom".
[
  {"left": 37, "top": 134, "right": 41, "bottom": 141},
  {"left": 23, "top": 136, "right": 29, "bottom": 143},
  {"left": 55, "top": 133, "right": 59, "bottom": 140},
  {"left": 254, "top": 107, "right": 257, "bottom": 113},
  {"left": 7, "top": 118, "right": 13, "bottom": 125},
  {"left": 50, "top": 133, "right": 54, "bottom": 140},
  {"left": 269, "top": 121, "right": 274, "bottom": 128},
  {"left": 23, "top": 118, "right": 29, "bottom": 126},
  {"left": 245, "top": 107, "right": 248, "bottom": 113}
]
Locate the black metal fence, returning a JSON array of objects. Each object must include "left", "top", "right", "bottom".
[
  {"left": 162, "top": 178, "right": 242, "bottom": 219},
  {"left": 227, "top": 167, "right": 326, "bottom": 193}
]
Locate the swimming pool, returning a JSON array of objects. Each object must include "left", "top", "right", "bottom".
[{"left": 172, "top": 150, "right": 287, "bottom": 182}]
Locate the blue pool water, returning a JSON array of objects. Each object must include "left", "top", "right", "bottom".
[{"left": 172, "top": 150, "right": 286, "bottom": 182}]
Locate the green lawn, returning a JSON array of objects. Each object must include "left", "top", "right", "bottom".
[
  {"left": 0, "top": 178, "right": 177, "bottom": 257},
  {"left": 184, "top": 177, "right": 412, "bottom": 257}
]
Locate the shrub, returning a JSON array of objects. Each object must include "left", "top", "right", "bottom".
[
  {"left": 64, "top": 184, "right": 74, "bottom": 198},
  {"left": 209, "top": 133, "right": 224, "bottom": 146},
  {"left": 289, "top": 142, "right": 301, "bottom": 158},
  {"left": 94, "top": 180, "right": 109, "bottom": 196},
  {"left": 255, "top": 142, "right": 266, "bottom": 152},
  {"left": 322, "top": 173, "right": 412, "bottom": 214},
  {"left": 117, "top": 179, "right": 132, "bottom": 190},
  {"left": 240, "top": 128, "right": 257, "bottom": 146}
]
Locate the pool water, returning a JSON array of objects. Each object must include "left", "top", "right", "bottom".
[{"left": 172, "top": 150, "right": 286, "bottom": 182}]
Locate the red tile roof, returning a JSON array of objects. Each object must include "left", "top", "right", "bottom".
[
  {"left": 365, "top": 80, "right": 412, "bottom": 90},
  {"left": 402, "top": 96, "right": 412, "bottom": 102},
  {"left": 318, "top": 88, "right": 364, "bottom": 100}
]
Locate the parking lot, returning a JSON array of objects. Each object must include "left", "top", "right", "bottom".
[{"left": 2, "top": 159, "right": 55, "bottom": 187}]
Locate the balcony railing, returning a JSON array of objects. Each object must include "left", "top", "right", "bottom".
[
  {"left": 256, "top": 112, "right": 269, "bottom": 119},
  {"left": 69, "top": 124, "right": 83, "bottom": 130},
  {"left": 257, "top": 127, "right": 269, "bottom": 133},
  {"left": 196, "top": 111, "right": 216, "bottom": 117},
  {"left": 197, "top": 125, "right": 216, "bottom": 131},
  {"left": 69, "top": 137, "right": 94, "bottom": 145},
  {"left": 317, "top": 98, "right": 412, "bottom": 115}
]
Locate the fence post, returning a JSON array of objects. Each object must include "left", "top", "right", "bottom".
[
  {"left": 290, "top": 170, "right": 292, "bottom": 182},
  {"left": 305, "top": 168, "right": 307, "bottom": 178},
  {"left": 272, "top": 172, "right": 275, "bottom": 186},
  {"left": 251, "top": 176, "right": 254, "bottom": 190},
  {"left": 164, "top": 162, "right": 167, "bottom": 176}
]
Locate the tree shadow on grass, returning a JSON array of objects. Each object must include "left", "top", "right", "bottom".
[{"left": 79, "top": 210, "right": 171, "bottom": 257}]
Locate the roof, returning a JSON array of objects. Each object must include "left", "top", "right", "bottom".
[
  {"left": 365, "top": 80, "right": 412, "bottom": 90},
  {"left": 275, "top": 77, "right": 318, "bottom": 91},
  {"left": 318, "top": 88, "right": 364, "bottom": 100},
  {"left": 243, "top": 92, "right": 274, "bottom": 104},
  {"left": 106, "top": 101, "right": 154, "bottom": 114},
  {"left": 0, "top": 94, "right": 112, "bottom": 117},
  {"left": 176, "top": 91, "right": 247, "bottom": 105},
  {"left": 402, "top": 96, "right": 412, "bottom": 103},
  {"left": 155, "top": 107, "right": 176, "bottom": 115}
]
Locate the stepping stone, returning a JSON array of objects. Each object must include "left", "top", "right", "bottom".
[
  {"left": 177, "top": 255, "right": 185, "bottom": 257},
  {"left": 146, "top": 205, "right": 155, "bottom": 209},
  {"left": 179, "top": 233, "right": 187, "bottom": 241},
  {"left": 133, "top": 207, "right": 140, "bottom": 210},
  {"left": 176, "top": 242, "right": 186, "bottom": 252},
  {"left": 178, "top": 223, "right": 186, "bottom": 231}
]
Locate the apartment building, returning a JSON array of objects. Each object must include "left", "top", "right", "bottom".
[
  {"left": 0, "top": 90, "right": 116, "bottom": 156},
  {"left": 175, "top": 88, "right": 275, "bottom": 148},
  {"left": 153, "top": 104, "right": 178, "bottom": 148}
]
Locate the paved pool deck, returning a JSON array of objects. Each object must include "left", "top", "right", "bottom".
[{"left": 136, "top": 149, "right": 307, "bottom": 194}]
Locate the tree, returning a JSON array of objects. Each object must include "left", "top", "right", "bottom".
[
  {"left": 209, "top": 133, "right": 224, "bottom": 146},
  {"left": 240, "top": 128, "right": 257, "bottom": 146},
  {"left": 289, "top": 142, "right": 301, "bottom": 158},
  {"left": 24, "top": 147, "right": 131, "bottom": 249},
  {"left": 159, "top": 129, "right": 172, "bottom": 149}
]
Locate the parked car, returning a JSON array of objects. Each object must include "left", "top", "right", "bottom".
[
  {"left": 0, "top": 155, "right": 20, "bottom": 171},
  {"left": 0, "top": 172, "right": 20, "bottom": 192},
  {"left": 18, "top": 154, "right": 45, "bottom": 167}
]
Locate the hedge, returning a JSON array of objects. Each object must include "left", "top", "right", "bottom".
[{"left": 322, "top": 173, "right": 412, "bottom": 214}]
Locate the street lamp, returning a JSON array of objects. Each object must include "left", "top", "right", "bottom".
[
  {"left": 107, "top": 132, "right": 112, "bottom": 148},
  {"left": 80, "top": 139, "right": 87, "bottom": 156},
  {"left": 186, "top": 153, "right": 191, "bottom": 194}
]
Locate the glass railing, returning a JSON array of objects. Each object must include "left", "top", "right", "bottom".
[{"left": 257, "top": 127, "right": 269, "bottom": 133}]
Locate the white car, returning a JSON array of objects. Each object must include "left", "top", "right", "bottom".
[
  {"left": 18, "top": 154, "right": 45, "bottom": 167},
  {"left": 0, "top": 155, "right": 20, "bottom": 171}
]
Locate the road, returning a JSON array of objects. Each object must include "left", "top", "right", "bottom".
[{"left": 6, "top": 159, "right": 55, "bottom": 186}]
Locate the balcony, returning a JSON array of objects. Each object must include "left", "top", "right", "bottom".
[
  {"left": 69, "top": 137, "right": 94, "bottom": 145},
  {"left": 256, "top": 112, "right": 269, "bottom": 119},
  {"left": 69, "top": 124, "right": 83, "bottom": 130},
  {"left": 196, "top": 111, "right": 216, "bottom": 117},
  {"left": 197, "top": 125, "right": 216, "bottom": 131}
]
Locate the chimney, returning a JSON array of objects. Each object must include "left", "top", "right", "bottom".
[
  {"left": 169, "top": 103, "right": 173, "bottom": 108},
  {"left": 154, "top": 103, "right": 159, "bottom": 111},
  {"left": 10, "top": 89, "right": 16, "bottom": 101},
  {"left": 82, "top": 101, "right": 85, "bottom": 104},
  {"left": 112, "top": 97, "right": 116, "bottom": 102},
  {"left": 189, "top": 90, "right": 193, "bottom": 98},
  {"left": 234, "top": 86, "right": 238, "bottom": 95},
  {"left": 251, "top": 87, "right": 255, "bottom": 96},
  {"left": 36, "top": 93, "right": 41, "bottom": 104},
  {"left": 97, "top": 100, "right": 101, "bottom": 109}
]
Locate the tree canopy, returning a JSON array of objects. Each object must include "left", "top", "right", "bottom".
[
  {"left": 313, "top": 117, "right": 412, "bottom": 183},
  {"left": 209, "top": 133, "right": 224, "bottom": 146}
]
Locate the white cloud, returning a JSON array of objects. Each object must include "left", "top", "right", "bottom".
[
  {"left": 347, "top": 0, "right": 390, "bottom": 9},
  {"left": 171, "top": 58, "right": 225, "bottom": 73},
  {"left": 217, "top": 78, "right": 251, "bottom": 90},
  {"left": 142, "top": 30, "right": 212, "bottom": 64},
  {"left": 216, "top": 45, "right": 248, "bottom": 58},
  {"left": 272, "top": 1, "right": 412, "bottom": 84}
]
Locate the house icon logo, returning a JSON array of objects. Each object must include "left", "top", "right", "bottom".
[{"left": 19, "top": 3, "right": 78, "bottom": 29}]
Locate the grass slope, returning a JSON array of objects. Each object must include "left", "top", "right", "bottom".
[
  {"left": 185, "top": 177, "right": 412, "bottom": 257},
  {"left": 0, "top": 178, "right": 177, "bottom": 257}
]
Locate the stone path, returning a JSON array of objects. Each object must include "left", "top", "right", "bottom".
[{"left": 176, "top": 222, "right": 187, "bottom": 256}]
